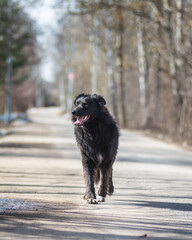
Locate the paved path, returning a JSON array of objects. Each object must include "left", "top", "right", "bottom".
[{"left": 0, "top": 107, "right": 192, "bottom": 240}]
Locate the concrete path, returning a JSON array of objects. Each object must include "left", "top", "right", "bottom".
[{"left": 0, "top": 107, "right": 192, "bottom": 240}]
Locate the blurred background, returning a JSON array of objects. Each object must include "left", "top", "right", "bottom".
[{"left": 0, "top": 0, "right": 192, "bottom": 145}]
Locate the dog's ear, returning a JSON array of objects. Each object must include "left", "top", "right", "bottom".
[{"left": 92, "top": 94, "right": 106, "bottom": 106}]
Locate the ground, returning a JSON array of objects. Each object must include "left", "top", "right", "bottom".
[{"left": 0, "top": 107, "right": 192, "bottom": 240}]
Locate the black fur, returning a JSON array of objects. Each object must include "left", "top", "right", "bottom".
[{"left": 72, "top": 93, "right": 119, "bottom": 204}]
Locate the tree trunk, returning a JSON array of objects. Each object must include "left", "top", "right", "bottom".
[
  {"left": 164, "top": 0, "right": 185, "bottom": 133},
  {"left": 4, "top": 0, "right": 12, "bottom": 123},
  {"left": 59, "top": 76, "right": 66, "bottom": 112},
  {"left": 154, "top": 52, "right": 161, "bottom": 124},
  {"left": 106, "top": 28, "right": 117, "bottom": 119},
  {"left": 136, "top": 16, "right": 148, "bottom": 127},
  {"left": 115, "top": 5, "right": 126, "bottom": 128},
  {"left": 91, "top": 15, "right": 98, "bottom": 94}
]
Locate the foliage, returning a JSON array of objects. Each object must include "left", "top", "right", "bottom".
[
  {"left": 0, "top": 0, "right": 39, "bottom": 113},
  {"left": 0, "top": 0, "right": 38, "bottom": 84}
]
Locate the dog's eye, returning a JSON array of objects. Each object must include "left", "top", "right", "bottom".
[{"left": 82, "top": 103, "right": 88, "bottom": 107}]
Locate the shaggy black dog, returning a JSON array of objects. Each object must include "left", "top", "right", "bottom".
[{"left": 72, "top": 93, "right": 119, "bottom": 204}]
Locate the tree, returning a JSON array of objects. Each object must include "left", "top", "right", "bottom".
[
  {"left": 0, "top": 0, "right": 39, "bottom": 117},
  {"left": 54, "top": 0, "right": 192, "bottom": 145}
]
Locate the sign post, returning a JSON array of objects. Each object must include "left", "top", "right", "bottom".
[
  {"left": 4, "top": 1, "right": 12, "bottom": 123},
  {"left": 67, "top": 72, "right": 74, "bottom": 113}
]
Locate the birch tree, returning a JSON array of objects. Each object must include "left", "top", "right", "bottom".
[
  {"left": 106, "top": 28, "right": 117, "bottom": 119},
  {"left": 136, "top": 15, "right": 148, "bottom": 126}
]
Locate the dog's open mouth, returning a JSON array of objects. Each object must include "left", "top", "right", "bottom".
[{"left": 74, "top": 115, "right": 90, "bottom": 125}]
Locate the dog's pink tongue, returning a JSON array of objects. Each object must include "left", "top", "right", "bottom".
[{"left": 74, "top": 116, "right": 84, "bottom": 125}]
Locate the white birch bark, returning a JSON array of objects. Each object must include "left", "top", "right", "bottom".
[
  {"left": 175, "top": 0, "right": 182, "bottom": 54},
  {"left": 91, "top": 16, "right": 99, "bottom": 94},
  {"left": 136, "top": 16, "right": 147, "bottom": 125},
  {"left": 106, "top": 28, "right": 117, "bottom": 118},
  {"left": 163, "top": 0, "right": 177, "bottom": 94}
]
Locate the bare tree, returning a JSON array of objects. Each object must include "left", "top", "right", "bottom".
[{"left": 54, "top": 0, "right": 192, "bottom": 145}]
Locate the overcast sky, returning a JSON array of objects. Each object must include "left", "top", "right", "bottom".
[{"left": 22, "top": 0, "right": 58, "bottom": 82}]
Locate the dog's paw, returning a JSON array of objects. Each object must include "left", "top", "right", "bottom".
[
  {"left": 107, "top": 191, "right": 113, "bottom": 196},
  {"left": 107, "top": 185, "right": 114, "bottom": 196},
  {"left": 97, "top": 195, "right": 105, "bottom": 202},
  {"left": 83, "top": 195, "right": 87, "bottom": 200},
  {"left": 87, "top": 198, "right": 98, "bottom": 204}
]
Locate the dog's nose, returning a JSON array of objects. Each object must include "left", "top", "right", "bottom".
[{"left": 72, "top": 110, "right": 76, "bottom": 115}]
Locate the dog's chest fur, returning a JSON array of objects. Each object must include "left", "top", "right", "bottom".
[{"left": 75, "top": 124, "right": 107, "bottom": 165}]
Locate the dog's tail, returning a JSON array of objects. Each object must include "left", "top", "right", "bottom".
[{"left": 94, "top": 169, "right": 100, "bottom": 185}]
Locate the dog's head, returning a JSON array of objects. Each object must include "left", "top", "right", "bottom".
[{"left": 72, "top": 93, "right": 106, "bottom": 126}]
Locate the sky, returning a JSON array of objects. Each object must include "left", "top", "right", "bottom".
[{"left": 22, "top": 0, "right": 58, "bottom": 82}]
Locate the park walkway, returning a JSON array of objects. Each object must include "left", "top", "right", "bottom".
[{"left": 0, "top": 107, "right": 192, "bottom": 239}]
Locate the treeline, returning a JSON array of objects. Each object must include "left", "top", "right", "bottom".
[
  {"left": 0, "top": 0, "right": 39, "bottom": 116},
  {"left": 55, "top": 0, "right": 192, "bottom": 145}
]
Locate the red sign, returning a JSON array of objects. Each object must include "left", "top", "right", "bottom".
[{"left": 68, "top": 72, "right": 74, "bottom": 81}]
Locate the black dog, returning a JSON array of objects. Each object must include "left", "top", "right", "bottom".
[{"left": 72, "top": 93, "right": 119, "bottom": 204}]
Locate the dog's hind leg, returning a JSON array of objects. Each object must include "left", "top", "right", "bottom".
[
  {"left": 107, "top": 167, "right": 114, "bottom": 196},
  {"left": 94, "top": 169, "right": 100, "bottom": 185}
]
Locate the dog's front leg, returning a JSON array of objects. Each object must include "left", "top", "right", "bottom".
[
  {"left": 82, "top": 157, "right": 97, "bottom": 204},
  {"left": 97, "top": 168, "right": 110, "bottom": 202}
]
